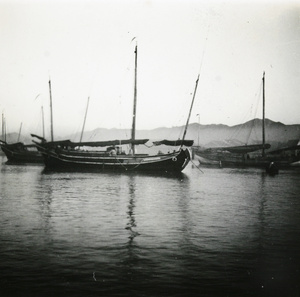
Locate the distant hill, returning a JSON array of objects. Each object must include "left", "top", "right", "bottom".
[
  {"left": 1, "top": 119, "right": 300, "bottom": 152},
  {"left": 69, "top": 118, "right": 300, "bottom": 150},
  {"left": 187, "top": 119, "right": 300, "bottom": 150}
]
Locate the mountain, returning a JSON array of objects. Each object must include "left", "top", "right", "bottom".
[
  {"left": 69, "top": 118, "right": 300, "bottom": 151},
  {"left": 1, "top": 119, "right": 300, "bottom": 152},
  {"left": 190, "top": 119, "right": 300, "bottom": 150}
]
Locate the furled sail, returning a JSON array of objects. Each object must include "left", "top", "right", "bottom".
[
  {"left": 203, "top": 143, "right": 271, "bottom": 154},
  {"left": 153, "top": 139, "right": 194, "bottom": 147},
  {"left": 32, "top": 137, "right": 149, "bottom": 148}
]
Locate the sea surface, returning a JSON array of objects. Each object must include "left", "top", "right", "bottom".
[{"left": 0, "top": 155, "right": 300, "bottom": 297}]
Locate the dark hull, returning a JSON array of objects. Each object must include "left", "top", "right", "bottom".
[
  {"left": 1, "top": 145, "right": 43, "bottom": 163},
  {"left": 39, "top": 148, "right": 191, "bottom": 173}
]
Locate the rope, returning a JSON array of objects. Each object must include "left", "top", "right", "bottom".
[
  {"left": 114, "top": 156, "right": 129, "bottom": 170},
  {"left": 197, "top": 22, "right": 210, "bottom": 76},
  {"left": 130, "top": 159, "right": 144, "bottom": 170},
  {"left": 190, "top": 158, "right": 204, "bottom": 173},
  {"left": 114, "top": 156, "right": 144, "bottom": 171}
]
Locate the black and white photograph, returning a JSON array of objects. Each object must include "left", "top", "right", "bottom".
[{"left": 1, "top": 0, "right": 299, "bottom": 296}]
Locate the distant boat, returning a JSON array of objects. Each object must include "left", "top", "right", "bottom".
[
  {"left": 195, "top": 72, "right": 300, "bottom": 170},
  {"left": 0, "top": 114, "right": 43, "bottom": 164},
  {"left": 0, "top": 140, "right": 43, "bottom": 163},
  {"left": 33, "top": 45, "right": 196, "bottom": 172}
]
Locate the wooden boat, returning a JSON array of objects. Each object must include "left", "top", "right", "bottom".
[
  {"left": 195, "top": 72, "right": 300, "bottom": 170},
  {"left": 196, "top": 146, "right": 297, "bottom": 169},
  {"left": 0, "top": 114, "right": 43, "bottom": 164},
  {"left": 33, "top": 46, "right": 197, "bottom": 172},
  {"left": 0, "top": 140, "right": 43, "bottom": 163},
  {"left": 32, "top": 136, "right": 193, "bottom": 172}
]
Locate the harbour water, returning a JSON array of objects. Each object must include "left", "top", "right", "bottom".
[{"left": 0, "top": 155, "right": 299, "bottom": 297}]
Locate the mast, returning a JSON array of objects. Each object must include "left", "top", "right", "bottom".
[
  {"left": 197, "top": 113, "right": 200, "bottom": 147},
  {"left": 41, "top": 106, "right": 45, "bottom": 139},
  {"left": 80, "top": 96, "right": 90, "bottom": 143},
  {"left": 49, "top": 80, "right": 54, "bottom": 142},
  {"left": 181, "top": 74, "right": 200, "bottom": 148},
  {"left": 2, "top": 113, "right": 6, "bottom": 142},
  {"left": 17, "top": 122, "right": 22, "bottom": 142},
  {"left": 131, "top": 45, "right": 138, "bottom": 154},
  {"left": 1, "top": 113, "right": 4, "bottom": 141},
  {"left": 262, "top": 71, "right": 265, "bottom": 157}
]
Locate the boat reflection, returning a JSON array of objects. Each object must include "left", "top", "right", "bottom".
[{"left": 126, "top": 176, "right": 140, "bottom": 242}]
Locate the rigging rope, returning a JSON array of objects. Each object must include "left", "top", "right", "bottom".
[
  {"left": 227, "top": 80, "right": 263, "bottom": 145},
  {"left": 246, "top": 81, "right": 263, "bottom": 144},
  {"left": 190, "top": 158, "right": 204, "bottom": 173},
  {"left": 197, "top": 22, "right": 210, "bottom": 77}
]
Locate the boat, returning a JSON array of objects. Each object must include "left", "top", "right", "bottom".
[
  {"left": 0, "top": 114, "right": 43, "bottom": 164},
  {"left": 195, "top": 72, "right": 300, "bottom": 170},
  {"left": 33, "top": 45, "right": 196, "bottom": 172},
  {"left": 266, "top": 161, "right": 279, "bottom": 175},
  {"left": 0, "top": 140, "right": 43, "bottom": 163}
]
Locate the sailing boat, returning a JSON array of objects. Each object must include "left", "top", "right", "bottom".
[
  {"left": 0, "top": 112, "right": 44, "bottom": 163},
  {"left": 195, "top": 72, "right": 299, "bottom": 169},
  {"left": 33, "top": 46, "right": 195, "bottom": 172}
]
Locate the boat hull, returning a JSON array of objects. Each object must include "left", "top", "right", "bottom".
[
  {"left": 196, "top": 151, "right": 298, "bottom": 169},
  {"left": 39, "top": 148, "right": 191, "bottom": 172}
]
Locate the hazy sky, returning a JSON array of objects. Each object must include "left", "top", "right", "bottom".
[{"left": 0, "top": 0, "right": 299, "bottom": 138}]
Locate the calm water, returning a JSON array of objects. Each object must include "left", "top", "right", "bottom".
[{"left": 0, "top": 155, "right": 299, "bottom": 297}]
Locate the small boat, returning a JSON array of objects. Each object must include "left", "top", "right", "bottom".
[
  {"left": 266, "top": 161, "right": 279, "bottom": 175},
  {"left": 0, "top": 116, "right": 43, "bottom": 164},
  {"left": 195, "top": 72, "right": 300, "bottom": 170},
  {"left": 33, "top": 45, "right": 197, "bottom": 173},
  {"left": 0, "top": 140, "right": 43, "bottom": 163}
]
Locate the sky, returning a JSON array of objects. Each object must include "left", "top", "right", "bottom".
[{"left": 0, "top": 0, "right": 299, "bottom": 139}]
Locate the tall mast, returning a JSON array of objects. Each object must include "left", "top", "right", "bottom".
[
  {"left": 181, "top": 74, "right": 200, "bottom": 148},
  {"left": 49, "top": 80, "right": 54, "bottom": 142},
  {"left": 17, "top": 122, "right": 22, "bottom": 142},
  {"left": 41, "top": 106, "right": 45, "bottom": 139},
  {"left": 131, "top": 45, "right": 138, "bottom": 154},
  {"left": 197, "top": 113, "right": 200, "bottom": 147},
  {"left": 4, "top": 118, "right": 6, "bottom": 142},
  {"left": 262, "top": 71, "right": 265, "bottom": 157},
  {"left": 2, "top": 113, "right": 6, "bottom": 142},
  {"left": 80, "top": 96, "right": 90, "bottom": 143},
  {"left": 1, "top": 113, "right": 3, "bottom": 141}
]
